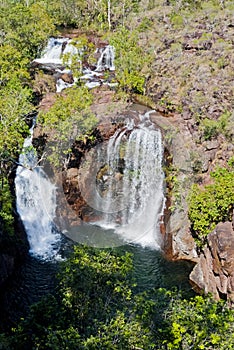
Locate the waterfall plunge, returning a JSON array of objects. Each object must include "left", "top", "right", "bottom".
[
  {"left": 15, "top": 126, "right": 61, "bottom": 260},
  {"left": 94, "top": 112, "right": 165, "bottom": 249}
]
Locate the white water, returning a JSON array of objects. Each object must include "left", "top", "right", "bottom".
[
  {"left": 96, "top": 45, "right": 115, "bottom": 71},
  {"left": 34, "top": 38, "right": 116, "bottom": 92},
  {"left": 15, "top": 125, "right": 61, "bottom": 260},
  {"left": 96, "top": 111, "right": 165, "bottom": 249},
  {"left": 34, "top": 37, "right": 68, "bottom": 65}
]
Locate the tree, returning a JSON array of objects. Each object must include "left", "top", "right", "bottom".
[
  {"left": 188, "top": 161, "right": 234, "bottom": 246},
  {"left": 5, "top": 246, "right": 234, "bottom": 349},
  {"left": 0, "top": 45, "right": 29, "bottom": 85},
  {"left": 109, "top": 28, "right": 152, "bottom": 94},
  {"left": 6, "top": 246, "right": 152, "bottom": 349},
  {"left": 38, "top": 86, "right": 97, "bottom": 168},
  {"left": 0, "top": 80, "right": 33, "bottom": 231},
  {"left": 0, "top": 2, "right": 55, "bottom": 59}
]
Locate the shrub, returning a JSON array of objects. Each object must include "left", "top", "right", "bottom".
[{"left": 188, "top": 161, "right": 234, "bottom": 246}]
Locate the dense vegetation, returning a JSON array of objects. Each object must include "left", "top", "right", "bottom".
[
  {"left": 0, "top": 0, "right": 234, "bottom": 348},
  {"left": 189, "top": 159, "right": 234, "bottom": 246},
  {"left": 0, "top": 1, "right": 55, "bottom": 231},
  {"left": 1, "top": 246, "right": 234, "bottom": 349}
]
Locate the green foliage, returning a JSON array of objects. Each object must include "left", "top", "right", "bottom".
[
  {"left": 0, "top": 45, "right": 30, "bottom": 85},
  {"left": 0, "top": 179, "right": 14, "bottom": 234},
  {"left": 109, "top": 28, "right": 151, "bottom": 94},
  {"left": 137, "top": 17, "right": 153, "bottom": 32},
  {"left": 62, "top": 36, "right": 96, "bottom": 80},
  {"left": 0, "top": 81, "right": 32, "bottom": 232},
  {"left": 170, "top": 13, "right": 184, "bottom": 28},
  {"left": 200, "top": 111, "right": 232, "bottom": 141},
  {"left": 7, "top": 246, "right": 151, "bottom": 349},
  {"left": 38, "top": 86, "right": 95, "bottom": 133},
  {"left": 38, "top": 86, "right": 97, "bottom": 168},
  {"left": 0, "top": 81, "right": 32, "bottom": 162},
  {"left": 4, "top": 247, "right": 234, "bottom": 349},
  {"left": 42, "top": 0, "right": 140, "bottom": 30},
  {"left": 168, "top": 0, "right": 202, "bottom": 10},
  {"left": 0, "top": 2, "right": 55, "bottom": 59},
  {"left": 188, "top": 162, "right": 234, "bottom": 246},
  {"left": 200, "top": 118, "right": 219, "bottom": 140},
  {"left": 162, "top": 293, "right": 234, "bottom": 349}
]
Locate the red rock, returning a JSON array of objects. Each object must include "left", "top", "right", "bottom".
[{"left": 190, "top": 222, "right": 234, "bottom": 303}]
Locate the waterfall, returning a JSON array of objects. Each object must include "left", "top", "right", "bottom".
[
  {"left": 35, "top": 37, "right": 68, "bottom": 65},
  {"left": 15, "top": 124, "right": 61, "bottom": 260},
  {"left": 95, "top": 111, "right": 164, "bottom": 249},
  {"left": 34, "top": 39, "right": 116, "bottom": 91},
  {"left": 95, "top": 45, "right": 115, "bottom": 72}
]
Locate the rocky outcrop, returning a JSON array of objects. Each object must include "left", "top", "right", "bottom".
[
  {"left": 150, "top": 112, "right": 199, "bottom": 261},
  {"left": 190, "top": 221, "right": 234, "bottom": 303}
]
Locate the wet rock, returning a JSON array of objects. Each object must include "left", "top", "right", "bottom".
[
  {"left": 190, "top": 222, "right": 234, "bottom": 303},
  {"left": 150, "top": 113, "right": 198, "bottom": 261},
  {"left": 0, "top": 212, "right": 29, "bottom": 287}
]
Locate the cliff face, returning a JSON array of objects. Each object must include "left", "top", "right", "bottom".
[{"left": 190, "top": 219, "right": 234, "bottom": 304}]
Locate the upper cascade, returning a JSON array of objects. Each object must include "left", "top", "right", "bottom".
[
  {"left": 33, "top": 37, "right": 116, "bottom": 92},
  {"left": 34, "top": 37, "right": 70, "bottom": 65}
]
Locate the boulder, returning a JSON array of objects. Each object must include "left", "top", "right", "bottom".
[
  {"left": 61, "top": 73, "right": 74, "bottom": 84},
  {"left": 190, "top": 221, "right": 234, "bottom": 303}
]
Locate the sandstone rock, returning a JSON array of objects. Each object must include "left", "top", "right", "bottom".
[
  {"left": 150, "top": 113, "right": 198, "bottom": 261},
  {"left": 190, "top": 222, "right": 234, "bottom": 303},
  {"left": 205, "top": 140, "right": 219, "bottom": 150},
  {"left": 66, "top": 168, "right": 78, "bottom": 179},
  {"left": 39, "top": 93, "right": 57, "bottom": 112},
  {"left": 61, "top": 73, "right": 74, "bottom": 84}
]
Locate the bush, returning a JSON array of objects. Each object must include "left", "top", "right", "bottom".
[
  {"left": 109, "top": 28, "right": 152, "bottom": 94},
  {"left": 200, "top": 111, "right": 232, "bottom": 141},
  {"left": 188, "top": 161, "right": 234, "bottom": 246}
]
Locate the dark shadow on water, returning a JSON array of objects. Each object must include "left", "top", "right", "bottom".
[
  {"left": 0, "top": 234, "right": 73, "bottom": 332},
  {"left": 117, "top": 244, "right": 195, "bottom": 297},
  {"left": 0, "top": 254, "right": 58, "bottom": 332}
]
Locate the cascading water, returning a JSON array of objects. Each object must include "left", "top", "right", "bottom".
[
  {"left": 35, "top": 37, "right": 69, "bottom": 65},
  {"left": 98, "top": 111, "right": 164, "bottom": 249},
  {"left": 34, "top": 38, "right": 116, "bottom": 92},
  {"left": 15, "top": 124, "right": 61, "bottom": 260},
  {"left": 96, "top": 45, "right": 115, "bottom": 71}
]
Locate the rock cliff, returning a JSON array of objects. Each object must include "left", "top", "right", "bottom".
[{"left": 190, "top": 219, "right": 234, "bottom": 304}]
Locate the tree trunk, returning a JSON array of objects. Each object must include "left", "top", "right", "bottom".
[{"left": 108, "top": 0, "right": 111, "bottom": 30}]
